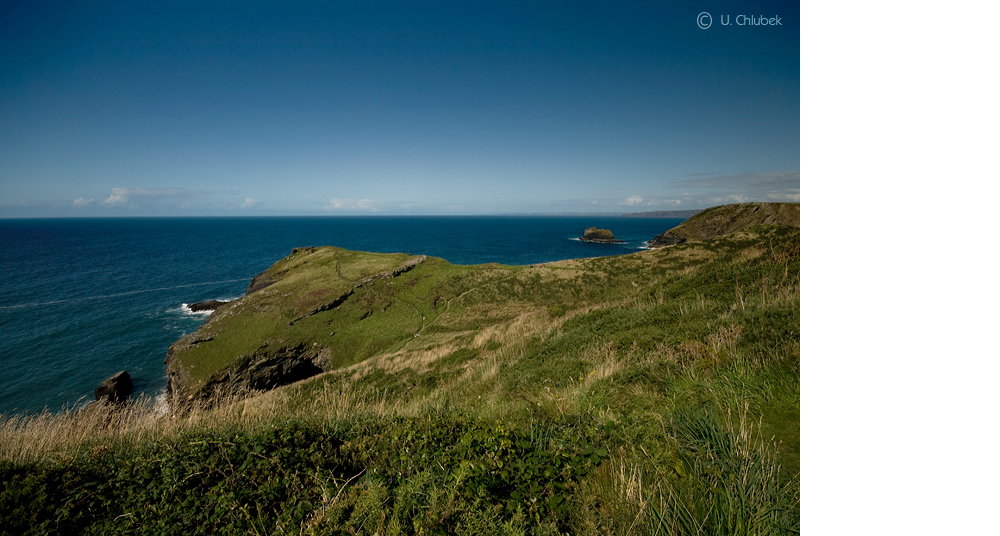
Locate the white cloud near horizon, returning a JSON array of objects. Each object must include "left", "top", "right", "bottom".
[
  {"left": 616, "top": 196, "right": 683, "bottom": 208},
  {"left": 73, "top": 197, "right": 94, "bottom": 206},
  {"left": 103, "top": 193, "right": 127, "bottom": 206},
  {"left": 101, "top": 187, "right": 193, "bottom": 207},
  {"left": 325, "top": 198, "right": 377, "bottom": 211},
  {"left": 588, "top": 172, "right": 799, "bottom": 212},
  {"left": 240, "top": 198, "right": 261, "bottom": 209}
]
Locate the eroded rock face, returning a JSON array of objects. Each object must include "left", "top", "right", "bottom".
[
  {"left": 167, "top": 343, "right": 328, "bottom": 411},
  {"left": 94, "top": 371, "right": 132, "bottom": 403},
  {"left": 201, "top": 344, "right": 328, "bottom": 398}
]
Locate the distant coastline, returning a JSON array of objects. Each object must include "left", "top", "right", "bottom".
[{"left": 621, "top": 209, "right": 702, "bottom": 219}]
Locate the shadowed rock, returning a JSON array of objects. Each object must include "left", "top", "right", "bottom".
[
  {"left": 95, "top": 371, "right": 132, "bottom": 404},
  {"left": 189, "top": 300, "right": 227, "bottom": 312}
]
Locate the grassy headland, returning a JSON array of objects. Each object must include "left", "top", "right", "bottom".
[
  {"left": 1, "top": 204, "right": 800, "bottom": 535},
  {"left": 649, "top": 202, "right": 799, "bottom": 248}
]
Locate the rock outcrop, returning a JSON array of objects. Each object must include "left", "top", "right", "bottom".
[
  {"left": 581, "top": 227, "right": 623, "bottom": 243},
  {"left": 196, "top": 344, "right": 328, "bottom": 403},
  {"left": 94, "top": 371, "right": 132, "bottom": 404},
  {"left": 188, "top": 300, "right": 227, "bottom": 312}
]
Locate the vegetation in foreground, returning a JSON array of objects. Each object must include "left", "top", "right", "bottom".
[{"left": 1, "top": 215, "right": 800, "bottom": 535}]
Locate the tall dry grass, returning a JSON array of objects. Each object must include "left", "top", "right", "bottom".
[
  {"left": 0, "top": 382, "right": 400, "bottom": 465},
  {"left": 580, "top": 405, "right": 798, "bottom": 536},
  {"left": 1, "top": 396, "right": 164, "bottom": 464}
]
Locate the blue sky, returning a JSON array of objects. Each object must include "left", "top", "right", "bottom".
[{"left": 1, "top": 0, "right": 799, "bottom": 216}]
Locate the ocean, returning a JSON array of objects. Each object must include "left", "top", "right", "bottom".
[{"left": 0, "top": 216, "right": 682, "bottom": 415}]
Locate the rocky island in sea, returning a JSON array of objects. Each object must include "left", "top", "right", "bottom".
[{"left": 579, "top": 227, "right": 624, "bottom": 243}]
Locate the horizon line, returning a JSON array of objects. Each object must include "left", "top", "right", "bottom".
[{"left": 0, "top": 211, "right": 706, "bottom": 220}]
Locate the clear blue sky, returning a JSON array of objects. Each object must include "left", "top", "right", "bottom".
[{"left": 1, "top": 0, "right": 799, "bottom": 216}]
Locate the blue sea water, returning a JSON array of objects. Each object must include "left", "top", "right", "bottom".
[{"left": 0, "top": 216, "right": 682, "bottom": 415}]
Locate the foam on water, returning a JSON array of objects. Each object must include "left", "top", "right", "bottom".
[
  {"left": 153, "top": 390, "right": 170, "bottom": 417},
  {"left": 179, "top": 304, "right": 212, "bottom": 317},
  {"left": 179, "top": 297, "right": 236, "bottom": 317}
]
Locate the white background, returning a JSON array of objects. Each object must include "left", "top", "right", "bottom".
[{"left": 805, "top": 0, "right": 999, "bottom": 533}]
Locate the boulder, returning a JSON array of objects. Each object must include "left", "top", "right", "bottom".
[
  {"left": 94, "top": 371, "right": 132, "bottom": 404},
  {"left": 189, "top": 300, "right": 227, "bottom": 312}
]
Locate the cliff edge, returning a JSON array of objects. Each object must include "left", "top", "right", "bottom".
[{"left": 165, "top": 247, "right": 427, "bottom": 411}]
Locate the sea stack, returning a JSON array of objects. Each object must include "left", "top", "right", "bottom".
[{"left": 580, "top": 227, "right": 623, "bottom": 243}]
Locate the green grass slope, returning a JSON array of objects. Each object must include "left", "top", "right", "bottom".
[
  {"left": 649, "top": 202, "right": 799, "bottom": 247},
  {"left": 2, "top": 221, "right": 800, "bottom": 535},
  {"left": 165, "top": 245, "right": 557, "bottom": 408}
]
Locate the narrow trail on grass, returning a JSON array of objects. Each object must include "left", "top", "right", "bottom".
[
  {"left": 335, "top": 258, "right": 347, "bottom": 283},
  {"left": 332, "top": 254, "right": 426, "bottom": 342}
]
